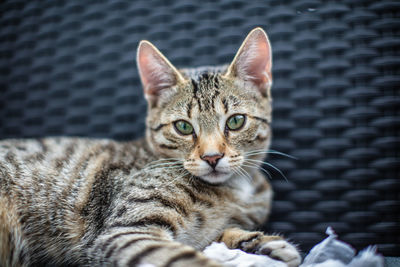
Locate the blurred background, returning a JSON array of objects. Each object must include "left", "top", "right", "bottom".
[{"left": 0, "top": 0, "right": 399, "bottom": 256}]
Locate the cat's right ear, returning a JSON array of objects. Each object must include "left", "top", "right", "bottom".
[{"left": 137, "top": 41, "right": 185, "bottom": 106}]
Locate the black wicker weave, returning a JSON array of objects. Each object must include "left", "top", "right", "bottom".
[{"left": 1, "top": 0, "right": 399, "bottom": 256}]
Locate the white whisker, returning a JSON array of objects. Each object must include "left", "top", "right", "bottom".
[
  {"left": 233, "top": 166, "right": 245, "bottom": 179},
  {"left": 145, "top": 158, "right": 183, "bottom": 166},
  {"left": 143, "top": 162, "right": 181, "bottom": 169},
  {"left": 241, "top": 162, "right": 272, "bottom": 179},
  {"left": 238, "top": 166, "right": 253, "bottom": 182},
  {"left": 246, "top": 159, "right": 288, "bottom": 182},
  {"left": 143, "top": 161, "right": 183, "bottom": 170},
  {"left": 244, "top": 149, "right": 297, "bottom": 160},
  {"left": 234, "top": 166, "right": 252, "bottom": 182},
  {"left": 158, "top": 165, "right": 191, "bottom": 188}
]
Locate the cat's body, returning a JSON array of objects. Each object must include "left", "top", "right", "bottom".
[
  {"left": 0, "top": 137, "right": 271, "bottom": 266},
  {"left": 0, "top": 28, "right": 301, "bottom": 267}
]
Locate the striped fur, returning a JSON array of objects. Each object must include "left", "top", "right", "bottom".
[
  {"left": 0, "top": 28, "right": 301, "bottom": 267},
  {"left": 0, "top": 138, "right": 272, "bottom": 266}
]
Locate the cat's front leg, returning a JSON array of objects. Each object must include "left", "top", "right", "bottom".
[
  {"left": 87, "top": 226, "right": 221, "bottom": 267},
  {"left": 218, "top": 227, "right": 301, "bottom": 267}
]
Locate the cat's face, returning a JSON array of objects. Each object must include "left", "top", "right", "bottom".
[{"left": 138, "top": 28, "right": 273, "bottom": 184}]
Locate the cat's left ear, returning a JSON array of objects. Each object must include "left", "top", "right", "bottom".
[
  {"left": 137, "top": 40, "right": 185, "bottom": 106},
  {"left": 224, "top": 27, "right": 272, "bottom": 98}
]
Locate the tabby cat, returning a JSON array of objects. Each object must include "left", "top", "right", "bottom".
[{"left": 0, "top": 28, "right": 301, "bottom": 267}]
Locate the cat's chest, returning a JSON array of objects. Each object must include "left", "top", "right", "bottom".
[
  {"left": 121, "top": 174, "right": 257, "bottom": 249},
  {"left": 175, "top": 177, "right": 256, "bottom": 249},
  {"left": 230, "top": 176, "right": 255, "bottom": 201}
]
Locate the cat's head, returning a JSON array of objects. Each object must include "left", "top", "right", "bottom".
[{"left": 137, "top": 28, "right": 272, "bottom": 184}]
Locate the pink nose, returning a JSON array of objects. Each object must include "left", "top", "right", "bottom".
[{"left": 201, "top": 153, "right": 224, "bottom": 169}]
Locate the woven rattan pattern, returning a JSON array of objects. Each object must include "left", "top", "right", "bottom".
[{"left": 1, "top": 0, "right": 399, "bottom": 256}]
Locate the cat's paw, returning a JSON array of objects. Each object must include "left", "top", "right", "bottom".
[
  {"left": 256, "top": 240, "right": 301, "bottom": 267},
  {"left": 220, "top": 229, "right": 301, "bottom": 266}
]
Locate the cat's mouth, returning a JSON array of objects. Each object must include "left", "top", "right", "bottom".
[
  {"left": 198, "top": 170, "right": 232, "bottom": 184},
  {"left": 184, "top": 156, "right": 242, "bottom": 184}
]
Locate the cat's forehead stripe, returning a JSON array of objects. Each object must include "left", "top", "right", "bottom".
[
  {"left": 180, "top": 65, "right": 227, "bottom": 80},
  {"left": 188, "top": 72, "right": 223, "bottom": 114},
  {"left": 191, "top": 78, "right": 202, "bottom": 112},
  {"left": 186, "top": 101, "right": 192, "bottom": 118}
]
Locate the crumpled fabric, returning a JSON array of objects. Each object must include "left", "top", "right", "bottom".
[
  {"left": 203, "top": 227, "right": 384, "bottom": 267},
  {"left": 204, "top": 242, "right": 287, "bottom": 267},
  {"left": 300, "top": 227, "right": 384, "bottom": 267}
]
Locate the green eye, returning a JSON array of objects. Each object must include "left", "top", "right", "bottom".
[
  {"left": 226, "top": 114, "right": 246, "bottom": 130},
  {"left": 174, "top": 120, "right": 194, "bottom": 135}
]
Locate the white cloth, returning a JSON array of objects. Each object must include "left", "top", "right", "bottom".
[
  {"left": 203, "top": 227, "right": 384, "bottom": 267},
  {"left": 204, "top": 242, "right": 287, "bottom": 267}
]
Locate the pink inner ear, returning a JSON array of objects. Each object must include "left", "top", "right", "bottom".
[
  {"left": 138, "top": 42, "right": 177, "bottom": 96},
  {"left": 234, "top": 29, "right": 272, "bottom": 93},
  {"left": 246, "top": 37, "right": 271, "bottom": 86}
]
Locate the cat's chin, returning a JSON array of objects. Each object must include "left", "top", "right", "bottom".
[{"left": 197, "top": 171, "right": 233, "bottom": 185}]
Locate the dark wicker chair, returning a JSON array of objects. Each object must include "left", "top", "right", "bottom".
[{"left": 1, "top": 0, "right": 399, "bottom": 258}]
